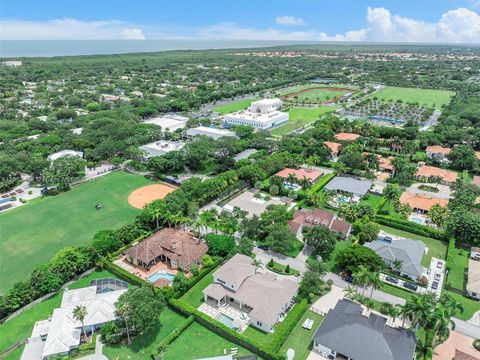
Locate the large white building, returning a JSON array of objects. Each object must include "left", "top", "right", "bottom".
[
  {"left": 223, "top": 98, "right": 289, "bottom": 130},
  {"left": 144, "top": 114, "right": 188, "bottom": 132},
  {"left": 186, "top": 126, "right": 236, "bottom": 140},
  {"left": 47, "top": 150, "right": 83, "bottom": 162},
  {"left": 21, "top": 278, "right": 127, "bottom": 360},
  {"left": 139, "top": 140, "right": 185, "bottom": 158}
]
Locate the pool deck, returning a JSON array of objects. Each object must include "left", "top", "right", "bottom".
[{"left": 113, "top": 255, "right": 178, "bottom": 282}]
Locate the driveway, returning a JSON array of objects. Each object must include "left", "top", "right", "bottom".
[
  {"left": 311, "top": 285, "right": 345, "bottom": 315},
  {"left": 452, "top": 318, "right": 480, "bottom": 339},
  {"left": 408, "top": 183, "right": 451, "bottom": 198}
]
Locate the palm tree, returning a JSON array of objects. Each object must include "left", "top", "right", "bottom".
[
  {"left": 383, "top": 184, "right": 400, "bottom": 206},
  {"left": 344, "top": 286, "right": 357, "bottom": 300},
  {"left": 73, "top": 305, "right": 88, "bottom": 341},
  {"left": 151, "top": 206, "right": 163, "bottom": 230},
  {"left": 300, "top": 176, "right": 310, "bottom": 191},
  {"left": 392, "top": 259, "right": 403, "bottom": 274},
  {"left": 251, "top": 259, "right": 263, "bottom": 274},
  {"left": 353, "top": 265, "right": 370, "bottom": 295},
  {"left": 367, "top": 271, "right": 382, "bottom": 300},
  {"left": 286, "top": 173, "right": 297, "bottom": 187},
  {"left": 117, "top": 303, "right": 131, "bottom": 345}
]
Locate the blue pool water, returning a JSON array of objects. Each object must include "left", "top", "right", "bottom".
[
  {"left": 410, "top": 217, "right": 424, "bottom": 225},
  {"left": 147, "top": 270, "right": 175, "bottom": 283},
  {"left": 216, "top": 313, "right": 236, "bottom": 330}
]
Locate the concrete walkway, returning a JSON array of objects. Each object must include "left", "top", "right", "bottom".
[
  {"left": 253, "top": 247, "right": 307, "bottom": 273},
  {"left": 79, "top": 335, "right": 107, "bottom": 360},
  {"left": 452, "top": 317, "right": 480, "bottom": 339}
]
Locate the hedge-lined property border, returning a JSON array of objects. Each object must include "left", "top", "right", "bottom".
[
  {"left": 375, "top": 215, "right": 445, "bottom": 240},
  {"left": 307, "top": 172, "right": 336, "bottom": 196},
  {"left": 269, "top": 299, "right": 308, "bottom": 351},
  {"left": 103, "top": 261, "right": 152, "bottom": 288},
  {"left": 151, "top": 315, "right": 195, "bottom": 359}
]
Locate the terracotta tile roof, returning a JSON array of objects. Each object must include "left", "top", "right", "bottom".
[
  {"left": 362, "top": 152, "right": 394, "bottom": 171},
  {"left": 476, "top": 151, "right": 480, "bottom": 161},
  {"left": 275, "top": 167, "right": 323, "bottom": 183},
  {"left": 335, "top": 132, "right": 360, "bottom": 141},
  {"left": 433, "top": 331, "right": 479, "bottom": 360},
  {"left": 324, "top": 141, "right": 342, "bottom": 155},
  {"left": 426, "top": 145, "right": 451, "bottom": 155},
  {"left": 153, "top": 278, "right": 171, "bottom": 288},
  {"left": 289, "top": 208, "right": 351, "bottom": 237},
  {"left": 124, "top": 228, "right": 208, "bottom": 267},
  {"left": 399, "top": 191, "right": 449, "bottom": 212},
  {"left": 473, "top": 176, "right": 480, "bottom": 187},
  {"left": 416, "top": 164, "right": 457, "bottom": 183}
]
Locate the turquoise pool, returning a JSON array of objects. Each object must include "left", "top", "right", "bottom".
[
  {"left": 147, "top": 270, "right": 175, "bottom": 283},
  {"left": 216, "top": 313, "right": 237, "bottom": 330}
]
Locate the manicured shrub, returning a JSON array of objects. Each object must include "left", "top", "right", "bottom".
[
  {"left": 205, "top": 234, "right": 235, "bottom": 257},
  {"left": 269, "top": 299, "right": 308, "bottom": 351}
]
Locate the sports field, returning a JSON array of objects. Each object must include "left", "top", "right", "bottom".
[
  {"left": 283, "top": 87, "right": 351, "bottom": 102},
  {"left": 0, "top": 171, "right": 154, "bottom": 294},
  {"left": 212, "top": 98, "right": 257, "bottom": 114},
  {"left": 270, "top": 106, "right": 334, "bottom": 137},
  {"left": 369, "top": 86, "right": 455, "bottom": 108}
]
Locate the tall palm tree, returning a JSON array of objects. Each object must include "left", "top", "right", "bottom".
[
  {"left": 251, "top": 258, "right": 263, "bottom": 274},
  {"left": 73, "top": 305, "right": 88, "bottom": 341},
  {"left": 383, "top": 184, "right": 400, "bottom": 206},
  {"left": 117, "top": 303, "right": 131, "bottom": 345},
  {"left": 353, "top": 265, "right": 370, "bottom": 296},
  {"left": 344, "top": 286, "right": 357, "bottom": 300},
  {"left": 367, "top": 272, "right": 382, "bottom": 300},
  {"left": 151, "top": 206, "right": 163, "bottom": 230},
  {"left": 286, "top": 173, "right": 297, "bottom": 187},
  {"left": 392, "top": 259, "right": 403, "bottom": 274},
  {"left": 300, "top": 176, "right": 310, "bottom": 191}
]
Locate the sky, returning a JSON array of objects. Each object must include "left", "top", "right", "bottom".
[{"left": 1, "top": 0, "right": 479, "bottom": 43}]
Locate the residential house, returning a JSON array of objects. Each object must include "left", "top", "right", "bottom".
[
  {"left": 312, "top": 299, "right": 416, "bottom": 360},
  {"left": 415, "top": 163, "right": 457, "bottom": 185},
  {"left": 323, "top": 141, "right": 342, "bottom": 161},
  {"left": 426, "top": 146, "right": 451, "bottom": 163},
  {"left": 21, "top": 279, "right": 127, "bottom": 360},
  {"left": 399, "top": 191, "right": 449, "bottom": 214},
  {"left": 334, "top": 132, "right": 360, "bottom": 142},
  {"left": 203, "top": 254, "right": 298, "bottom": 332},
  {"left": 274, "top": 167, "right": 323, "bottom": 186},
  {"left": 364, "top": 231, "right": 426, "bottom": 281},
  {"left": 186, "top": 126, "right": 236, "bottom": 140},
  {"left": 289, "top": 208, "right": 352, "bottom": 239},
  {"left": 362, "top": 152, "right": 394, "bottom": 172},
  {"left": 124, "top": 228, "right": 208, "bottom": 271},
  {"left": 433, "top": 331, "right": 480, "bottom": 360},
  {"left": 467, "top": 258, "right": 480, "bottom": 300},
  {"left": 324, "top": 175, "right": 372, "bottom": 202}
]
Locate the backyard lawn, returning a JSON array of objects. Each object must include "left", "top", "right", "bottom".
[
  {"left": 280, "top": 310, "right": 324, "bottom": 360},
  {"left": 212, "top": 98, "right": 257, "bottom": 114},
  {"left": 445, "top": 246, "right": 469, "bottom": 290},
  {"left": 270, "top": 107, "right": 334, "bottom": 137},
  {"left": 0, "top": 270, "right": 121, "bottom": 357},
  {"left": 163, "top": 321, "right": 251, "bottom": 359},
  {"left": 359, "top": 194, "right": 383, "bottom": 209},
  {"left": 0, "top": 171, "right": 153, "bottom": 294},
  {"left": 104, "top": 308, "right": 186, "bottom": 360},
  {"left": 180, "top": 267, "right": 218, "bottom": 308},
  {"left": 378, "top": 225, "right": 447, "bottom": 267},
  {"left": 445, "top": 291, "right": 480, "bottom": 321},
  {"left": 283, "top": 238, "right": 305, "bottom": 258},
  {"left": 368, "top": 86, "right": 455, "bottom": 108}
]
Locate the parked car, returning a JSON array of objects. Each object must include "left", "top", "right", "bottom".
[
  {"left": 385, "top": 276, "right": 399, "bottom": 284},
  {"left": 436, "top": 261, "right": 444, "bottom": 269},
  {"left": 344, "top": 275, "right": 353, "bottom": 283},
  {"left": 432, "top": 281, "right": 439, "bottom": 290},
  {"left": 257, "top": 245, "right": 269, "bottom": 250},
  {"left": 434, "top": 273, "right": 441, "bottom": 281},
  {"left": 403, "top": 282, "right": 418, "bottom": 291}
]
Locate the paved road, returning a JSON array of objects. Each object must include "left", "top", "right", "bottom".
[{"left": 452, "top": 318, "right": 480, "bottom": 339}]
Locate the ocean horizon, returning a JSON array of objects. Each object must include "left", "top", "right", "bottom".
[{"left": 0, "top": 39, "right": 309, "bottom": 58}]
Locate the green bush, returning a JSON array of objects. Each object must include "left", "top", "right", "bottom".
[
  {"left": 446, "top": 237, "right": 456, "bottom": 272},
  {"left": 104, "top": 261, "right": 151, "bottom": 288},
  {"left": 269, "top": 299, "right": 308, "bottom": 351},
  {"left": 307, "top": 172, "right": 336, "bottom": 196},
  {"left": 205, "top": 234, "right": 236, "bottom": 257},
  {"left": 374, "top": 215, "right": 445, "bottom": 240}
]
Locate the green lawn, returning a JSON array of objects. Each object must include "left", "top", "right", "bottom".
[
  {"left": 369, "top": 86, "right": 455, "bottom": 108},
  {"left": 380, "top": 283, "right": 416, "bottom": 301},
  {"left": 280, "top": 310, "right": 324, "bottom": 360},
  {"left": 283, "top": 239, "right": 305, "bottom": 258},
  {"left": 163, "top": 321, "right": 251, "bottom": 359},
  {"left": 445, "top": 291, "right": 480, "bottom": 321},
  {"left": 360, "top": 194, "right": 383, "bottom": 208},
  {"left": 292, "top": 88, "right": 348, "bottom": 102},
  {"left": 378, "top": 225, "right": 447, "bottom": 267},
  {"left": 243, "top": 325, "right": 275, "bottom": 346},
  {"left": 446, "top": 247, "right": 469, "bottom": 290},
  {"left": 179, "top": 267, "right": 217, "bottom": 308},
  {"left": 212, "top": 98, "right": 257, "bottom": 114},
  {"left": 324, "top": 240, "right": 353, "bottom": 272},
  {"left": 103, "top": 308, "right": 186, "bottom": 360},
  {"left": 0, "top": 270, "right": 121, "bottom": 356},
  {"left": 0, "top": 171, "right": 154, "bottom": 294},
  {"left": 270, "top": 107, "right": 334, "bottom": 137},
  {"left": 267, "top": 260, "right": 300, "bottom": 276}
]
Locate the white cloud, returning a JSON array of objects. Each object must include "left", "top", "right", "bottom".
[
  {"left": 0, "top": 18, "right": 146, "bottom": 40},
  {"left": 119, "top": 28, "right": 145, "bottom": 40},
  {"left": 275, "top": 15, "right": 307, "bottom": 26}
]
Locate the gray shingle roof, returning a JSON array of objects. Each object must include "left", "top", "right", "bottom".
[
  {"left": 324, "top": 176, "right": 372, "bottom": 196},
  {"left": 313, "top": 299, "right": 416, "bottom": 360}
]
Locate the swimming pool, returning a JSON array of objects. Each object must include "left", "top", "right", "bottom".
[
  {"left": 147, "top": 270, "right": 175, "bottom": 283},
  {"left": 216, "top": 313, "right": 237, "bottom": 330},
  {"left": 409, "top": 215, "right": 426, "bottom": 225}
]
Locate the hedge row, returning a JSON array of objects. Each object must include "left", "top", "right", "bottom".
[
  {"left": 103, "top": 261, "right": 151, "bottom": 288},
  {"left": 151, "top": 316, "right": 195, "bottom": 359},
  {"left": 174, "top": 257, "right": 222, "bottom": 298},
  {"left": 374, "top": 215, "right": 446, "bottom": 240},
  {"left": 307, "top": 172, "right": 336, "bottom": 196},
  {"left": 445, "top": 237, "right": 456, "bottom": 272},
  {"left": 169, "top": 299, "right": 285, "bottom": 360},
  {"left": 269, "top": 299, "right": 308, "bottom": 351}
]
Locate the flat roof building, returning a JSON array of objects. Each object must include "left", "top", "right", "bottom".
[
  {"left": 139, "top": 140, "right": 185, "bottom": 158},
  {"left": 144, "top": 115, "right": 188, "bottom": 131},
  {"left": 223, "top": 98, "right": 289, "bottom": 130},
  {"left": 186, "top": 126, "right": 236, "bottom": 140},
  {"left": 47, "top": 150, "right": 83, "bottom": 162}
]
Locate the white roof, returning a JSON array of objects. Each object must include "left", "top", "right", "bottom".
[
  {"left": 140, "top": 140, "right": 185, "bottom": 157},
  {"left": 251, "top": 98, "right": 282, "bottom": 106},
  {"left": 42, "top": 309, "right": 81, "bottom": 358},
  {"left": 144, "top": 115, "right": 188, "bottom": 131},
  {"left": 186, "top": 126, "right": 236, "bottom": 139},
  {"left": 47, "top": 150, "right": 83, "bottom": 162},
  {"left": 71, "top": 128, "right": 83, "bottom": 135}
]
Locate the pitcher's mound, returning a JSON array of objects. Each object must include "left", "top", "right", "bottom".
[{"left": 128, "top": 183, "right": 177, "bottom": 209}]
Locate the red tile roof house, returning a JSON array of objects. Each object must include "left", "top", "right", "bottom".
[
  {"left": 324, "top": 141, "right": 342, "bottom": 162},
  {"left": 289, "top": 208, "right": 352, "bottom": 239},
  {"left": 399, "top": 191, "right": 449, "bottom": 214},
  {"left": 425, "top": 145, "right": 451, "bottom": 163},
  {"left": 415, "top": 162, "right": 458, "bottom": 185},
  {"left": 124, "top": 228, "right": 208, "bottom": 271},
  {"left": 275, "top": 167, "right": 324, "bottom": 185}
]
